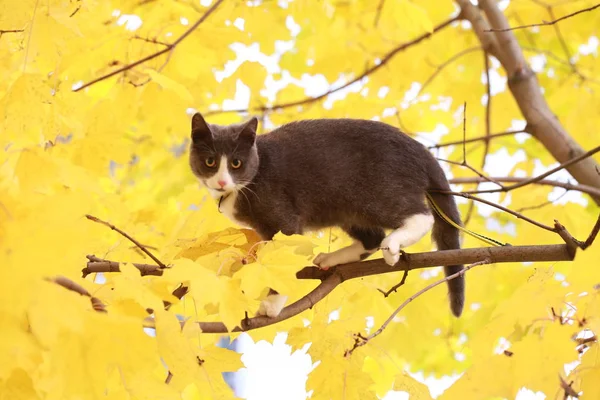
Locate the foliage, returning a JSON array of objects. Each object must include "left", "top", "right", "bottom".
[{"left": 1, "top": 0, "right": 600, "bottom": 399}]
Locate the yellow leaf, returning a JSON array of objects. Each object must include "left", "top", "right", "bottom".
[{"left": 145, "top": 69, "right": 194, "bottom": 103}]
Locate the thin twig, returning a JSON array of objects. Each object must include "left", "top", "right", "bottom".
[
  {"left": 344, "top": 259, "right": 491, "bottom": 356},
  {"left": 411, "top": 47, "right": 481, "bottom": 102},
  {"left": 203, "top": 16, "right": 460, "bottom": 116},
  {"left": 461, "top": 145, "right": 600, "bottom": 195},
  {"left": 49, "top": 275, "right": 107, "bottom": 312},
  {"left": 377, "top": 269, "right": 409, "bottom": 297},
  {"left": 373, "top": 0, "right": 385, "bottom": 27},
  {"left": 482, "top": 51, "right": 492, "bottom": 171},
  {"left": 485, "top": 3, "right": 600, "bottom": 32},
  {"left": 132, "top": 35, "right": 171, "bottom": 47},
  {"left": 85, "top": 215, "right": 167, "bottom": 268},
  {"left": 23, "top": 0, "right": 41, "bottom": 72},
  {"left": 437, "top": 158, "right": 505, "bottom": 188},
  {"left": 0, "top": 29, "right": 24, "bottom": 39},
  {"left": 462, "top": 102, "right": 467, "bottom": 163},
  {"left": 581, "top": 213, "right": 600, "bottom": 250},
  {"left": 428, "top": 130, "right": 525, "bottom": 149},
  {"left": 438, "top": 191, "right": 557, "bottom": 232},
  {"left": 516, "top": 189, "right": 569, "bottom": 213},
  {"left": 73, "top": 0, "right": 224, "bottom": 92},
  {"left": 449, "top": 176, "right": 600, "bottom": 199}
]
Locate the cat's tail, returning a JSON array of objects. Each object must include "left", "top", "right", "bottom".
[{"left": 426, "top": 166, "right": 465, "bottom": 317}]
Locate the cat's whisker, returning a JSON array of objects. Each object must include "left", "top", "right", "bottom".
[
  {"left": 236, "top": 186, "right": 251, "bottom": 205},
  {"left": 239, "top": 184, "right": 260, "bottom": 202}
]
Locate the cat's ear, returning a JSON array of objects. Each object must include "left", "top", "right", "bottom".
[
  {"left": 237, "top": 117, "right": 258, "bottom": 145},
  {"left": 191, "top": 112, "right": 212, "bottom": 143}
]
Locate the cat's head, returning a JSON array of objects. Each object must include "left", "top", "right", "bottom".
[{"left": 189, "top": 112, "right": 259, "bottom": 198}]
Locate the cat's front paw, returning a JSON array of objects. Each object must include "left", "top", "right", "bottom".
[
  {"left": 381, "top": 236, "right": 403, "bottom": 266},
  {"left": 313, "top": 252, "right": 337, "bottom": 270},
  {"left": 256, "top": 294, "right": 288, "bottom": 318}
]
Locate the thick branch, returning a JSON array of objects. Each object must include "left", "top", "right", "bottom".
[
  {"left": 203, "top": 15, "right": 459, "bottom": 116},
  {"left": 73, "top": 0, "right": 224, "bottom": 92},
  {"left": 297, "top": 244, "right": 571, "bottom": 282},
  {"left": 187, "top": 244, "right": 573, "bottom": 333},
  {"left": 456, "top": 0, "right": 600, "bottom": 204},
  {"left": 449, "top": 176, "right": 600, "bottom": 199}
]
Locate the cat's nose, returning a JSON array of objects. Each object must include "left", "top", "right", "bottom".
[{"left": 217, "top": 180, "right": 226, "bottom": 188}]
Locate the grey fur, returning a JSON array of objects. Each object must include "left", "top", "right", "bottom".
[{"left": 189, "top": 113, "right": 465, "bottom": 317}]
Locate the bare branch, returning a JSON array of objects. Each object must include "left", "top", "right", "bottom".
[
  {"left": 0, "top": 29, "right": 24, "bottom": 39},
  {"left": 438, "top": 190, "right": 557, "bottom": 232},
  {"left": 48, "top": 275, "right": 107, "bottom": 312},
  {"left": 344, "top": 259, "right": 491, "bottom": 356},
  {"left": 85, "top": 215, "right": 167, "bottom": 268},
  {"left": 581, "top": 213, "right": 600, "bottom": 250},
  {"left": 377, "top": 269, "right": 409, "bottom": 297},
  {"left": 485, "top": 3, "right": 600, "bottom": 32},
  {"left": 203, "top": 16, "right": 460, "bottom": 116},
  {"left": 428, "top": 130, "right": 525, "bottom": 149},
  {"left": 132, "top": 35, "right": 171, "bottom": 47},
  {"left": 373, "top": 0, "right": 385, "bottom": 27},
  {"left": 437, "top": 157, "right": 505, "bottom": 189},
  {"left": 73, "top": 0, "right": 224, "bottom": 92},
  {"left": 412, "top": 47, "right": 481, "bottom": 102},
  {"left": 449, "top": 176, "right": 600, "bottom": 199},
  {"left": 460, "top": 145, "right": 600, "bottom": 195},
  {"left": 482, "top": 51, "right": 492, "bottom": 170},
  {"left": 83, "top": 255, "right": 163, "bottom": 277}
]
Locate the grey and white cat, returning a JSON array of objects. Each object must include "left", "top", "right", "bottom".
[{"left": 189, "top": 112, "right": 465, "bottom": 318}]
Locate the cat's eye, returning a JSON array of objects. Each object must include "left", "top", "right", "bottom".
[
  {"left": 231, "top": 159, "right": 242, "bottom": 169},
  {"left": 205, "top": 157, "right": 216, "bottom": 168}
]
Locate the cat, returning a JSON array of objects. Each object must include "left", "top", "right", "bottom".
[{"left": 188, "top": 112, "right": 465, "bottom": 319}]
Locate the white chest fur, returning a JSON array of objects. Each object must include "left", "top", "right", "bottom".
[{"left": 219, "top": 192, "right": 252, "bottom": 229}]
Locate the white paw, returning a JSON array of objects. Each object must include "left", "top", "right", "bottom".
[
  {"left": 313, "top": 252, "right": 336, "bottom": 270},
  {"left": 381, "top": 236, "right": 401, "bottom": 266},
  {"left": 256, "top": 294, "right": 288, "bottom": 318}
]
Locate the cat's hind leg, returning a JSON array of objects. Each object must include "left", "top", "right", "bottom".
[
  {"left": 313, "top": 226, "right": 385, "bottom": 270},
  {"left": 381, "top": 213, "right": 434, "bottom": 266}
]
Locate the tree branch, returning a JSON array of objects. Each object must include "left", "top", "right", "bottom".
[
  {"left": 203, "top": 15, "right": 460, "bottom": 116},
  {"left": 412, "top": 46, "right": 481, "bottom": 102},
  {"left": 459, "top": 145, "right": 600, "bottom": 196},
  {"left": 83, "top": 255, "right": 163, "bottom": 277},
  {"left": 48, "top": 275, "right": 107, "bottom": 312},
  {"left": 73, "top": 0, "right": 224, "bottom": 92},
  {"left": 428, "top": 130, "right": 525, "bottom": 150},
  {"left": 344, "top": 259, "right": 491, "bottom": 357},
  {"left": 0, "top": 29, "right": 24, "bottom": 39},
  {"left": 456, "top": 0, "right": 600, "bottom": 204},
  {"left": 449, "top": 176, "right": 600, "bottom": 199},
  {"left": 183, "top": 244, "right": 573, "bottom": 333},
  {"left": 439, "top": 190, "right": 557, "bottom": 232},
  {"left": 377, "top": 269, "right": 409, "bottom": 297},
  {"left": 485, "top": 3, "right": 600, "bottom": 32},
  {"left": 85, "top": 215, "right": 167, "bottom": 268}
]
